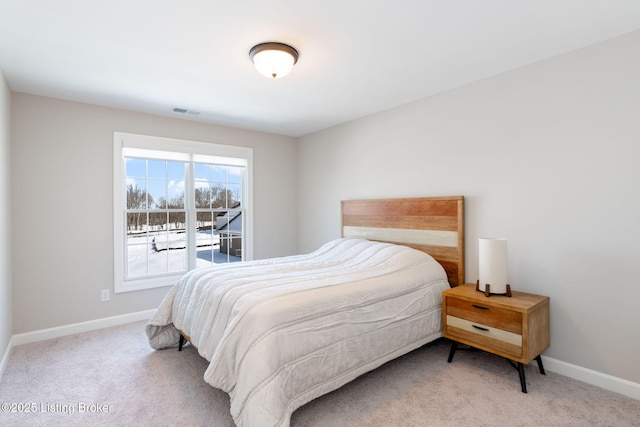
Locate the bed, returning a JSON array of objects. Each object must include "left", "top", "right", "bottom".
[{"left": 146, "top": 196, "right": 464, "bottom": 427}]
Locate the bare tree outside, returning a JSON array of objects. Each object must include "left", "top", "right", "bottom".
[{"left": 127, "top": 184, "right": 153, "bottom": 232}]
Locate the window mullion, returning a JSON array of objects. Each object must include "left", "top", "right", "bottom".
[{"left": 186, "top": 161, "right": 197, "bottom": 270}]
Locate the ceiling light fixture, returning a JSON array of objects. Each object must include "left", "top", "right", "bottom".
[{"left": 249, "top": 42, "right": 299, "bottom": 79}]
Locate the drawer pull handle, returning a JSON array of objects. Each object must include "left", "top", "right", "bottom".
[
  {"left": 472, "top": 325, "right": 489, "bottom": 332},
  {"left": 472, "top": 304, "right": 489, "bottom": 310}
]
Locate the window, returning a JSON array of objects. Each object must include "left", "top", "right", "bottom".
[{"left": 113, "top": 132, "right": 253, "bottom": 293}]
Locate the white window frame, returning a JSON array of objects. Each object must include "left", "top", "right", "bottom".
[{"left": 113, "top": 132, "right": 253, "bottom": 293}]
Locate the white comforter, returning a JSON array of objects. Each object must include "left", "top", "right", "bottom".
[{"left": 147, "top": 238, "right": 450, "bottom": 427}]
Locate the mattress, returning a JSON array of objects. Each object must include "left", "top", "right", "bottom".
[{"left": 146, "top": 238, "right": 450, "bottom": 427}]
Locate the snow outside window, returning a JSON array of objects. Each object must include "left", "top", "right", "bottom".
[{"left": 113, "top": 132, "right": 253, "bottom": 293}]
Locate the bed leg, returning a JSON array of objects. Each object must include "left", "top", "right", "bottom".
[{"left": 178, "top": 334, "right": 185, "bottom": 351}]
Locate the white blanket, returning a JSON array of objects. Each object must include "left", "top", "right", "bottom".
[{"left": 147, "top": 238, "right": 450, "bottom": 427}]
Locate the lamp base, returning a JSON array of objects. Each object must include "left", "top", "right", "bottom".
[{"left": 476, "top": 280, "right": 512, "bottom": 297}]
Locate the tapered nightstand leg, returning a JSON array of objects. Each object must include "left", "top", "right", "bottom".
[
  {"left": 447, "top": 341, "right": 458, "bottom": 363},
  {"left": 535, "top": 355, "right": 545, "bottom": 375},
  {"left": 517, "top": 363, "right": 527, "bottom": 393},
  {"left": 178, "top": 335, "right": 185, "bottom": 351}
]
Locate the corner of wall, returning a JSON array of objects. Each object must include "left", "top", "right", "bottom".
[{"left": 0, "top": 68, "right": 13, "bottom": 378}]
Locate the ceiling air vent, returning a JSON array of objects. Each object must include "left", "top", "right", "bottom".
[{"left": 172, "top": 107, "right": 201, "bottom": 116}]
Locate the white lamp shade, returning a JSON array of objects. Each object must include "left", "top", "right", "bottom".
[
  {"left": 478, "top": 238, "right": 508, "bottom": 294},
  {"left": 251, "top": 48, "right": 296, "bottom": 79}
]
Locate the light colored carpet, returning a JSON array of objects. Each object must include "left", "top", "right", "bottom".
[{"left": 0, "top": 320, "right": 638, "bottom": 426}]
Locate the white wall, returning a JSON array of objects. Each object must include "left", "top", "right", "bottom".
[
  {"left": 297, "top": 30, "right": 640, "bottom": 384},
  {"left": 11, "top": 94, "right": 298, "bottom": 334},
  {"left": 0, "top": 70, "right": 11, "bottom": 365}
]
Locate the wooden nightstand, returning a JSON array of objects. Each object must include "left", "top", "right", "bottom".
[{"left": 442, "top": 283, "right": 550, "bottom": 393}]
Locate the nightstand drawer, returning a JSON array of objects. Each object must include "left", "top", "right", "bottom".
[
  {"left": 446, "top": 297, "right": 522, "bottom": 334},
  {"left": 446, "top": 315, "right": 523, "bottom": 357}
]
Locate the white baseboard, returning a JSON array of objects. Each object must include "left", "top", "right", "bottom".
[
  {"left": 1, "top": 309, "right": 155, "bottom": 381},
  {"left": 10, "top": 309, "right": 156, "bottom": 347},
  {"left": 0, "top": 337, "right": 12, "bottom": 381},
  {"left": 542, "top": 355, "right": 640, "bottom": 400}
]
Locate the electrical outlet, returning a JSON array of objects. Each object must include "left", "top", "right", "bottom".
[{"left": 101, "top": 289, "right": 110, "bottom": 302}]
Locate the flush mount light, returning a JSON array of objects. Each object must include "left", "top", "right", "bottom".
[{"left": 249, "top": 42, "right": 299, "bottom": 79}]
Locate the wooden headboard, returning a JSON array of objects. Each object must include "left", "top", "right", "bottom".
[{"left": 341, "top": 196, "right": 465, "bottom": 287}]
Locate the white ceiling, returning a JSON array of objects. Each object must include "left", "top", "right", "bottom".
[{"left": 2, "top": 1, "right": 640, "bottom": 137}]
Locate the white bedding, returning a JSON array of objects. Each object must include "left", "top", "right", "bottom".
[{"left": 146, "top": 238, "right": 450, "bottom": 427}]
